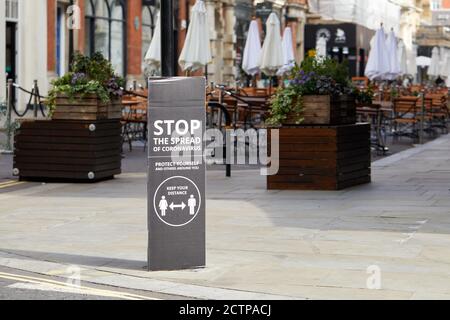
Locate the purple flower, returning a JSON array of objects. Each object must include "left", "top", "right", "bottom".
[
  {"left": 71, "top": 72, "right": 86, "bottom": 85},
  {"left": 106, "top": 76, "right": 124, "bottom": 97}
]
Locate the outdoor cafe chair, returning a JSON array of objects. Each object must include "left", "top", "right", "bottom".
[
  {"left": 425, "top": 93, "right": 449, "bottom": 134},
  {"left": 121, "top": 95, "right": 148, "bottom": 152},
  {"left": 392, "top": 96, "right": 421, "bottom": 139}
]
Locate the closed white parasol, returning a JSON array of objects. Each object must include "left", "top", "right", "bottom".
[
  {"left": 277, "top": 27, "right": 296, "bottom": 76},
  {"left": 242, "top": 20, "right": 262, "bottom": 76},
  {"left": 397, "top": 40, "right": 408, "bottom": 76},
  {"left": 365, "top": 27, "right": 390, "bottom": 80},
  {"left": 427, "top": 47, "right": 441, "bottom": 78},
  {"left": 144, "top": 12, "right": 161, "bottom": 73},
  {"left": 178, "top": 0, "right": 212, "bottom": 73},
  {"left": 385, "top": 30, "right": 401, "bottom": 80},
  {"left": 259, "top": 12, "right": 284, "bottom": 77}
]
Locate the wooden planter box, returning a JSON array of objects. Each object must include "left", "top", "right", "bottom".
[
  {"left": 267, "top": 123, "right": 371, "bottom": 190},
  {"left": 285, "top": 95, "right": 356, "bottom": 126},
  {"left": 13, "top": 120, "right": 122, "bottom": 182},
  {"left": 52, "top": 94, "right": 122, "bottom": 121}
]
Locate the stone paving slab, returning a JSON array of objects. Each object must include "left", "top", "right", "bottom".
[{"left": 0, "top": 134, "right": 450, "bottom": 299}]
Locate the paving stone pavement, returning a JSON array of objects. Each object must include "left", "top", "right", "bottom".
[{"left": 1, "top": 134, "right": 450, "bottom": 299}]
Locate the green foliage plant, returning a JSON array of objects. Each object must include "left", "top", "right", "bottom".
[
  {"left": 47, "top": 52, "right": 125, "bottom": 115},
  {"left": 267, "top": 56, "right": 353, "bottom": 126}
]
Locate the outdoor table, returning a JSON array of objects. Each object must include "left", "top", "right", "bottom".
[
  {"left": 236, "top": 96, "right": 268, "bottom": 128},
  {"left": 209, "top": 94, "right": 268, "bottom": 129},
  {"left": 357, "top": 102, "right": 392, "bottom": 154},
  {"left": 121, "top": 100, "right": 147, "bottom": 151}
]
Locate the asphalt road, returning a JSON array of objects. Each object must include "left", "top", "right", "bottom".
[{"left": 0, "top": 265, "right": 187, "bottom": 300}]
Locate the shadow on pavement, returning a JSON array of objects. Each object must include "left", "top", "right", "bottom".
[{"left": 0, "top": 248, "right": 147, "bottom": 271}]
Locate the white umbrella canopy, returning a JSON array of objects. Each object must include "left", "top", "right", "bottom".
[
  {"left": 440, "top": 50, "right": 450, "bottom": 86},
  {"left": 259, "top": 12, "right": 284, "bottom": 77},
  {"left": 365, "top": 27, "right": 390, "bottom": 80},
  {"left": 427, "top": 47, "right": 441, "bottom": 78},
  {"left": 443, "top": 52, "right": 450, "bottom": 86},
  {"left": 397, "top": 40, "right": 408, "bottom": 76},
  {"left": 144, "top": 12, "right": 161, "bottom": 73},
  {"left": 242, "top": 20, "right": 262, "bottom": 76},
  {"left": 407, "top": 45, "right": 418, "bottom": 77},
  {"left": 178, "top": 0, "right": 212, "bottom": 72},
  {"left": 277, "top": 27, "right": 296, "bottom": 76},
  {"left": 316, "top": 36, "right": 327, "bottom": 59},
  {"left": 385, "top": 30, "right": 401, "bottom": 80},
  {"left": 439, "top": 48, "right": 450, "bottom": 78}
]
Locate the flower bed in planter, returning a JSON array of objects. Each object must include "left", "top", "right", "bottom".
[
  {"left": 267, "top": 57, "right": 363, "bottom": 126},
  {"left": 48, "top": 52, "right": 125, "bottom": 120},
  {"left": 266, "top": 57, "right": 372, "bottom": 190},
  {"left": 14, "top": 53, "right": 125, "bottom": 182}
]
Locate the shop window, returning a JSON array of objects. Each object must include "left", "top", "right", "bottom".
[
  {"left": 5, "top": 0, "right": 19, "bottom": 20},
  {"left": 85, "top": 0, "right": 127, "bottom": 76},
  {"left": 142, "top": 1, "right": 159, "bottom": 61}
]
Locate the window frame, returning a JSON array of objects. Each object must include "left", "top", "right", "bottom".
[
  {"left": 85, "top": 0, "right": 128, "bottom": 76},
  {"left": 141, "top": 3, "right": 159, "bottom": 60}
]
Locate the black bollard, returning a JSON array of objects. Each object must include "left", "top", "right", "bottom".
[{"left": 161, "top": 0, "right": 176, "bottom": 77}]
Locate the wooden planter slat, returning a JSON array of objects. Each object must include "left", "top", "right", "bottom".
[
  {"left": 15, "top": 162, "right": 120, "bottom": 172},
  {"left": 15, "top": 142, "right": 122, "bottom": 152},
  {"left": 55, "top": 100, "right": 100, "bottom": 107},
  {"left": 284, "top": 95, "right": 356, "bottom": 126},
  {"left": 14, "top": 135, "right": 122, "bottom": 145},
  {"left": 15, "top": 149, "right": 120, "bottom": 159},
  {"left": 16, "top": 169, "right": 121, "bottom": 181},
  {"left": 14, "top": 156, "right": 122, "bottom": 166},
  {"left": 52, "top": 94, "right": 122, "bottom": 121},
  {"left": 17, "top": 128, "right": 121, "bottom": 138},
  {"left": 19, "top": 120, "right": 121, "bottom": 131},
  {"left": 14, "top": 120, "right": 122, "bottom": 182},
  {"left": 54, "top": 106, "right": 106, "bottom": 113},
  {"left": 267, "top": 124, "right": 371, "bottom": 190}
]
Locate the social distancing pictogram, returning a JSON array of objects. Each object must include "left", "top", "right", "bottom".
[{"left": 153, "top": 176, "right": 201, "bottom": 227}]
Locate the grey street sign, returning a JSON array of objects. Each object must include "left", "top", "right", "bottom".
[{"left": 147, "top": 77, "right": 206, "bottom": 271}]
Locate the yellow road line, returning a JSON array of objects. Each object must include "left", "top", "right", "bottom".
[
  {"left": 0, "top": 272, "right": 157, "bottom": 300},
  {"left": 0, "top": 181, "right": 26, "bottom": 189},
  {"left": 0, "top": 180, "right": 20, "bottom": 186}
]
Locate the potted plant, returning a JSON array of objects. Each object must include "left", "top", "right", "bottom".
[
  {"left": 266, "top": 56, "right": 371, "bottom": 191},
  {"left": 48, "top": 52, "right": 125, "bottom": 121},
  {"left": 354, "top": 84, "right": 375, "bottom": 105},
  {"left": 267, "top": 56, "right": 356, "bottom": 126}
]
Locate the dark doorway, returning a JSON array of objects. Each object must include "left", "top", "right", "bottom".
[
  {"left": 6, "top": 22, "right": 17, "bottom": 82},
  {"left": 359, "top": 48, "right": 365, "bottom": 77},
  {"left": 6, "top": 21, "right": 17, "bottom": 101}
]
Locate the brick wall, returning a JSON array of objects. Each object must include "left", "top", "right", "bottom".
[
  {"left": 76, "top": 0, "right": 86, "bottom": 54},
  {"left": 127, "top": 0, "right": 142, "bottom": 77},
  {"left": 47, "top": 0, "right": 56, "bottom": 73}
]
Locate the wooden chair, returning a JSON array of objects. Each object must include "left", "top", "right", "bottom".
[
  {"left": 393, "top": 96, "right": 421, "bottom": 139},
  {"left": 239, "top": 87, "right": 269, "bottom": 98},
  {"left": 122, "top": 95, "right": 148, "bottom": 151},
  {"left": 426, "top": 93, "right": 449, "bottom": 133}
]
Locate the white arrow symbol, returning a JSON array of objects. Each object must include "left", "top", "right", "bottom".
[{"left": 170, "top": 202, "right": 186, "bottom": 211}]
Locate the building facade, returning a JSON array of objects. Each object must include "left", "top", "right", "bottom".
[
  {"left": 0, "top": 0, "right": 309, "bottom": 107},
  {"left": 0, "top": 0, "right": 49, "bottom": 107},
  {"left": 417, "top": 0, "right": 450, "bottom": 56},
  {"left": 306, "top": 0, "right": 424, "bottom": 77}
]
